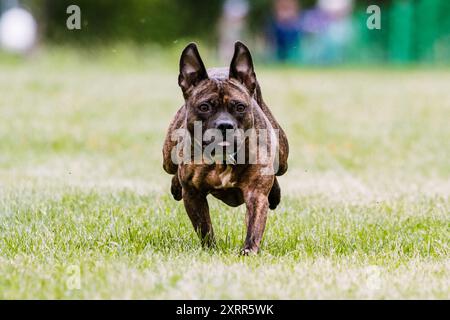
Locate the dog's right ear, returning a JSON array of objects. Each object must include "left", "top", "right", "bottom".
[{"left": 178, "top": 43, "right": 208, "bottom": 97}]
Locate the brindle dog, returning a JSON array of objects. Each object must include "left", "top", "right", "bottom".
[{"left": 162, "top": 42, "right": 289, "bottom": 254}]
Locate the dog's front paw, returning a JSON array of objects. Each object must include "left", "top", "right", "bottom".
[{"left": 240, "top": 247, "right": 259, "bottom": 256}]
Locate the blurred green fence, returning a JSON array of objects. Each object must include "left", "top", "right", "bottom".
[{"left": 354, "top": 0, "right": 450, "bottom": 64}]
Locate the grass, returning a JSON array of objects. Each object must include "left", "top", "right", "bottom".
[{"left": 0, "top": 47, "right": 449, "bottom": 299}]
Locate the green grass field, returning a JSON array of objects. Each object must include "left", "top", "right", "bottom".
[{"left": 0, "top": 48, "right": 449, "bottom": 299}]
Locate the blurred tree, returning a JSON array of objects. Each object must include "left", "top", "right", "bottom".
[{"left": 36, "top": 0, "right": 222, "bottom": 45}]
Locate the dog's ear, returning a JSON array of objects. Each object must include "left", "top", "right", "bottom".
[
  {"left": 178, "top": 43, "right": 208, "bottom": 97},
  {"left": 229, "top": 41, "right": 257, "bottom": 95}
]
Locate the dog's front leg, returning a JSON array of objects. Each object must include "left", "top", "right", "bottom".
[
  {"left": 242, "top": 191, "right": 269, "bottom": 255},
  {"left": 182, "top": 188, "right": 215, "bottom": 247}
]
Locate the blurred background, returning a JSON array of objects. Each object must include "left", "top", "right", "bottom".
[{"left": 1, "top": 0, "right": 449, "bottom": 65}]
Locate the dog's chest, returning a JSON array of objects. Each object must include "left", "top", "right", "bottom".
[{"left": 204, "top": 165, "right": 236, "bottom": 189}]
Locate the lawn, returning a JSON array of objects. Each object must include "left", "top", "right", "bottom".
[{"left": 0, "top": 47, "right": 449, "bottom": 299}]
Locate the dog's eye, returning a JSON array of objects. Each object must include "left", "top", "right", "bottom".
[
  {"left": 235, "top": 103, "right": 246, "bottom": 113},
  {"left": 198, "top": 103, "right": 211, "bottom": 113}
]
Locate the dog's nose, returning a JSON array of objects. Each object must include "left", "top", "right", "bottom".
[{"left": 216, "top": 121, "right": 236, "bottom": 132}]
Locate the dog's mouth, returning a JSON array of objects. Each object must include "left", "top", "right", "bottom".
[
  {"left": 203, "top": 136, "right": 240, "bottom": 152},
  {"left": 202, "top": 136, "right": 242, "bottom": 164},
  {"left": 217, "top": 141, "right": 231, "bottom": 147}
]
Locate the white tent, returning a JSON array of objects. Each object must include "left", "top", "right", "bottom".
[{"left": 0, "top": 0, "right": 37, "bottom": 53}]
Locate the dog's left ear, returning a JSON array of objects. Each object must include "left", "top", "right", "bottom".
[
  {"left": 178, "top": 43, "right": 209, "bottom": 97},
  {"left": 229, "top": 41, "right": 257, "bottom": 95}
]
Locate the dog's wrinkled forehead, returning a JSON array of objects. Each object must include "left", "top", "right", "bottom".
[{"left": 189, "top": 77, "right": 250, "bottom": 106}]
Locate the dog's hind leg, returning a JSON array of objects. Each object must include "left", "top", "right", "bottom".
[
  {"left": 170, "top": 174, "right": 182, "bottom": 201},
  {"left": 268, "top": 177, "right": 281, "bottom": 210},
  {"left": 162, "top": 105, "right": 186, "bottom": 175}
]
